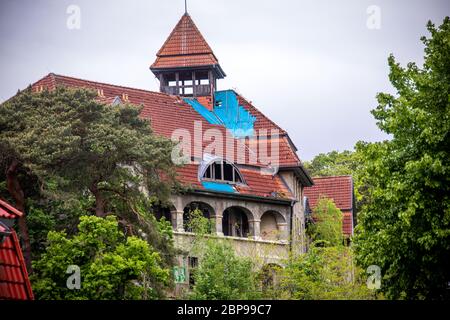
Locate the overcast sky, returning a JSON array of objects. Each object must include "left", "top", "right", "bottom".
[{"left": 0, "top": 0, "right": 448, "bottom": 160}]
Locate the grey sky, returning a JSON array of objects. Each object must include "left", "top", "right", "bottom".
[{"left": 0, "top": 0, "right": 448, "bottom": 160}]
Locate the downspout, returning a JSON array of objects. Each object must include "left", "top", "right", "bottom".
[{"left": 289, "top": 200, "right": 295, "bottom": 253}]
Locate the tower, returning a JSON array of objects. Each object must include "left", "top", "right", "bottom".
[{"left": 150, "top": 13, "right": 226, "bottom": 98}]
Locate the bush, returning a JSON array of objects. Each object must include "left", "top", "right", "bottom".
[{"left": 190, "top": 240, "right": 260, "bottom": 300}]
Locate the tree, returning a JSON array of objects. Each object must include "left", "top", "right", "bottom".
[
  {"left": 304, "top": 150, "right": 361, "bottom": 177},
  {"left": 31, "top": 215, "right": 170, "bottom": 300},
  {"left": 189, "top": 239, "right": 260, "bottom": 300},
  {"left": 307, "top": 197, "right": 343, "bottom": 247},
  {"left": 303, "top": 149, "right": 370, "bottom": 209},
  {"left": 354, "top": 17, "right": 450, "bottom": 299},
  {"left": 0, "top": 86, "right": 178, "bottom": 269},
  {"left": 279, "top": 245, "right": 376, "bottom": 300}
]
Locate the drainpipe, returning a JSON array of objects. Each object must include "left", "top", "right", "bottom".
[{"left": 289, "top": 200, "right": 295, "bottom": 253}]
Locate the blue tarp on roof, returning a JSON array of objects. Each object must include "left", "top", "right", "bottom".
[
  {"left": 201, "top": 181, "right": 236, "bottom": 193},
  {"left": 183, "top": 90, "right": 256, "bottom": 138},
  {"left": 214, "top": 90, "right": 256, "bottom": 138},
  {"left": 183, "top": 98, "right": 222, "bottom": 125}
]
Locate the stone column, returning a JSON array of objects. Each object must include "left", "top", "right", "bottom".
[
  {"left": 211, "top": 214, "right": 224, "bottom": 236},
  {"left": 249, "top": 219, "right": 261, "bottom": 240},
  {"left": 171, "top": 210, "right": 185, "bottom": 232}
]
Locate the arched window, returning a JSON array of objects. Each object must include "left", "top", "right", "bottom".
[{"left": 201, "top": 159, "right": 244, "bottom": 184}]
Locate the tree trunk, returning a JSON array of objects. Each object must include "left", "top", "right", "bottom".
[
  {"left": 6, "top": 159, "right": 32, "bottom": 273},
  {"left": 89, "top": 183, "right": 106, "bottom": 217}
]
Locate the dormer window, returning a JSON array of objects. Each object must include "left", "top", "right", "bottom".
[{"left": 201, "top": 159, "right": 244, "bottom": 184}]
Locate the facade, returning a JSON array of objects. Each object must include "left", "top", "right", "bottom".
[
  {"left": 0, "top": 199, "right": 34, "bottom": 300},
  {"left": 303, "top": 175, "right": 356, "bottom": 238},
  {"left": 26, "top": 12, "right": 314, "bottom": 288}
]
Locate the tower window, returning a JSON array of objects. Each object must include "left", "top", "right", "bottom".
[{"left": 201, "top": 159, "right": 244, "bottom": 184}]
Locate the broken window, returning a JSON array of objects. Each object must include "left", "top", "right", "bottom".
[
  {"left": 202, "top": 160, "right": 244, "bottom": 184},
  {"left": 188, "top": 256, "right": 199, "bottom": 287}
]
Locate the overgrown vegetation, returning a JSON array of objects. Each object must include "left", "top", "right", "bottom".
[
  {"left": 307, "top": 197, "right": 343, "bottom": 247},
  {"left": 189, "top": 239, "right": 260, "bottom": 300},
  {"left": 32, "top": 215, "right": 169, "bottom": 299},
  {"left": 0, "top": 86, "right": 179, "bottom": 297},
  {"left": 279, "top": 245, "right": 376, "bottom": 300}
]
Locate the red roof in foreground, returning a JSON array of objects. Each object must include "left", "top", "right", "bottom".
[
  {"left": 151, "top": 13, "right": 219, "bottom": 70},
  {"left": 304, "top": 176, "right": 354, "bottom": 236},
  {"left": 29, "top": 73, "right": 304, "bottom": 200},
  {"left": 0, "top": 199, "right": 34, "bottom": 300},
  {"left": 0, "top": 231, "right": 34, "bottom": 300},
  {"left": 0, "top": 199, "right": 23, "bottom": 219}
]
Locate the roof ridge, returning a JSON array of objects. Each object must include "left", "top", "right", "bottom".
[
  {"left": 48, "top": 73, "right": 175, "bottom": 98},
  {"left": 312, "top": 175, "right": 353, "bottom": 179}
]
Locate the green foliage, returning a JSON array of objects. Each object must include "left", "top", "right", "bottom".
[
  {"left": 304, "top": 150, "right": 361, "bottom": 177},
  {"left": 185, "top": 208, "right": 212, "bottom": 236},
  {"left": 133, "top": 201, "right": 177, "bottom": 270},
  {"left": 0, "top": 86, "right": 179, "bottom": 216},
  {"left": 304, "top": 148, "right": 371, "bottom": 208},
  {"left": 307, "top": 197, "right": 343, "bottom": 246},
  {"left": 26, "top": 197, "right": 95, "bottom": 260},
  {"left": 31, "top": 215, "right": 169, "bottom": 300},
  {"left": 354, "top": 18, "right": 450, "bottom": 300},
  {"left": 189, "top": 239, "right": 260, "bottom": 300},
  {"left": 0, "top": 86, "right": 180, "bottom": 279},
  {"left": 279, "top": 245, "right": 377, "bottom": 300}
]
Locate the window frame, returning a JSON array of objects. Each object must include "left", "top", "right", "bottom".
[{"left": 201, "top": 160, "right": 245, "bottom": 185}]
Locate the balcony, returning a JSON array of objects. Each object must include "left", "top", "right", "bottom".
[{"left": 173, "top": 231, "right": 289, "bottom": 266}]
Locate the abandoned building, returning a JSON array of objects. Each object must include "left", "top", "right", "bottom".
[{"left": 21, "top": 12, "right": 333, "bottom": 289}]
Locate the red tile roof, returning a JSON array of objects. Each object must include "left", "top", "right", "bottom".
[
  {"left": 0, "top": 199, "right": 34, "bottom": 300},
  {"left": 176, "top": 164, "right": 293, "bottom": 199},
  {"left": 28, "top": 73, "right": 304, "bottom": 200},
  {"left": 0, "top": 231, "right": 34, "bottom": 300},
  {"left": 303, "top": 176, "right": 354, "bottom": 236},
  {"left": 151, "top": 13, "right": 219, "bottom": 70},
  {"left": 0, "top": 199, "right": 23, "bottom": 219}
]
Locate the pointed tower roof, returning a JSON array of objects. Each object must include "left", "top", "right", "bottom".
[{"left": 150, "top": 13, "right": 225, "bottom": 78}]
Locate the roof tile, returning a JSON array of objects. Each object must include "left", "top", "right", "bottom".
[
  {"left": 151, "top": 14, "right": 219, "bottom": 70},
  {"left": 304, "top": 176, "right": 354, "bottom": 236}
]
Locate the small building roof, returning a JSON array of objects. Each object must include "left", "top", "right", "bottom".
[
  {"left": 304, "top": 176, "right": 355, "bottom": 236},
  {"left": 0, "top": 199, "right": 23, "bottom": 219},
  {"left": 150, "top": 13, "right": 225, "bottom": 77},
  {"left": 0, "top": 199, "right": 34, "bottom": 300}
]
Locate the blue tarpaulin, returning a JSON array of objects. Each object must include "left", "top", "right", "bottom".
[
  {"left": 183, "top": 90, "right": 256, "bottom": 138},
  {"left": 214, "top": 90, "right": 256, "bottom": 137},
  {"left": 183, "top": 98, "right": 222, "bottom": 125},
  {"left": 201, "top": 181, "right": 236, "bottom": 193}
]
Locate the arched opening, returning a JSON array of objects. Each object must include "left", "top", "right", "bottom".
[
  {"left": 183, "top": 202, "right": 214, "bottom": 233},
  {"left": 152, "top": 204, "right": 174, "bottom": 227},
  {"left": 222, "top": 206, "right": 251, "bottom": 238},
  {"left": 261, "top": 211, "right": 286, "bottom": 240}
]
